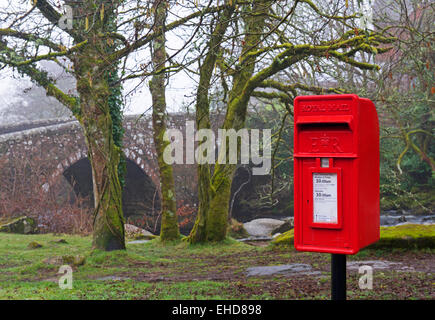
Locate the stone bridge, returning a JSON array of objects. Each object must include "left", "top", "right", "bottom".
[
  {"left": 0, "top": 114, "right": 284, "bottom": 234},
  {"left": 0, "top": 114, "right": 202, "bottom": 232}
]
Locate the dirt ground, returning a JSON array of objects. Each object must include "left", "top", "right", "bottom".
[
  {"left": 105, "top": 245, "right": 435, "bottom": 300},
  {"left": 0, "top": 232, "right": 433, "bottom": 300}
]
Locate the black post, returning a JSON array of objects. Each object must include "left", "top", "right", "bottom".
[{"left": 331, "top": 254, "right": 346, "bottom": 300}]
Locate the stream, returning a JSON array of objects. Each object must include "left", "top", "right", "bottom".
[
  {"left": 239, "top": 211, "right": 435, "bottom": 242},
  {"left": 379, "top": 210, "right": 435, "bottom": 227}
]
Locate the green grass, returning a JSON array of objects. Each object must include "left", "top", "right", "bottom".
[
  {"left": 0, "top": 233, "right": 258, "bottom": 299},
  {"left": 369, "top": 224, "right": 435, "bottom": 249},
  {"left": 0, "top": 231, "right": 433, "bottom": 300}
]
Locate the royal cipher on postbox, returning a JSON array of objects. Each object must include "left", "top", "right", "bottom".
[{"left": 293, "top": 94, "right": 380, "bottom": 255}]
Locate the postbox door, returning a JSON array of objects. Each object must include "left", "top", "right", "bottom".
[{"left": 299, "top": 157, "right": 355, "bottom": 251}]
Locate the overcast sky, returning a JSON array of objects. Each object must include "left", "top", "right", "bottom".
[
  {"left": 0, "top": 0, "right": 198, "bottom": 122},
  {"left": 0, "top": 0, "right": 375, "bottom": 123},
  {"left": 0, "top": 48, "right": 195, "bottom": 117}
]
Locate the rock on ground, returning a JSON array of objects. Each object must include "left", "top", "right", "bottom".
[
  {"left": 44, "top": 255, "right": 86, "bottom": 266},
  {"left": 243, "top": 218, "right": 285, "bottom": 238},
  {"left": 27, "top": 241, "right": 43, "bottom": 249},
  {"left": 271, "top": 218, "right": 294, "bottom": 235},
  {"left": 346, "top": 260, "right": 415, "bottom": 272},
  {"left": 127, "top": 240, "right": 150, "bottom": 244},
  {"left": 246, "top": 264, "right": 320, "bottom": 277},
  {"left": 124, "top": 224, "right": 156, "bottom": 240},
  {"left": 0, "top": 216, "right": 38, "bottom": 234}
]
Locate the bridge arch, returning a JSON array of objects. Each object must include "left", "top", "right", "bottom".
[{"left": 62, "top": 157, "right": 161, "bottom": 230}]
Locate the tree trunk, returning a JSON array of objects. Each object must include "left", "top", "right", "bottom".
[
  {"left": 74, "top": 38, "right": 126, "bottom": 251},
  {"left": 189, "top": 0, "right": 269, "bottom": 243},
  {"left": 205, "top": 97, "right": 252, "bottom": 241},
  {"left": 150, "top": 0, "right": 180, "bottom": 241},
  {"left": 67, "top": 2, "right": 127, "bottom": 251},
  {"left": 187, "top": 4, "right": 235, "bottom": 243}
]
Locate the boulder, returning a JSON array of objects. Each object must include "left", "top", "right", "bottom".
[
  {"left": 0, "top": 216, "right": 38, "bottom": 234},
  {"left": 243, "top": 218, "right": 285, "bottom": 238},
  {"left": 398, "top": 215, "right": 407, "bottom": 223},
  {"left": 271, "top": 218, "right": 294, "bottom": 235},
  {"left": 124, "top": 224, "right": 157, "bottom": 240}
]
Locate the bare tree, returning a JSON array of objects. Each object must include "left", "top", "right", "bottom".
[
  {"left": 0, "top": 0, "right": 396, "bottom": 247},
  {"left": 187, "top": 0, "right": 394, "bottom": 242},
  {"left": 150, "top": 0, "right": 180, "bottom": 241},
  {"left": 0, "top": 0, "right": 226, "bottom": 250}
]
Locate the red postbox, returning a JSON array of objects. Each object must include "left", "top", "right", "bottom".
[{"left": 293, "top": 94, "right": 379, "bottom": 255}]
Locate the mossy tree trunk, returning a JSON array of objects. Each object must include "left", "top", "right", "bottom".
[
  {"left": 74, "top": 46, "right": 126, "bottom": 251},
  {"left": 150, "top": 0, "right": 180, "bottom": 241},
  {"left": 73, "top": 2, "right": 126, "bottom": 251},
  {"left": 1, "top": 0, "right": 393, "bottom": 248},
  {"left": 189, "top": 0, "right": 268, "bottom": 243},
  {"left": 188, "top": 3, "right": 235, "bottom": 243}
]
